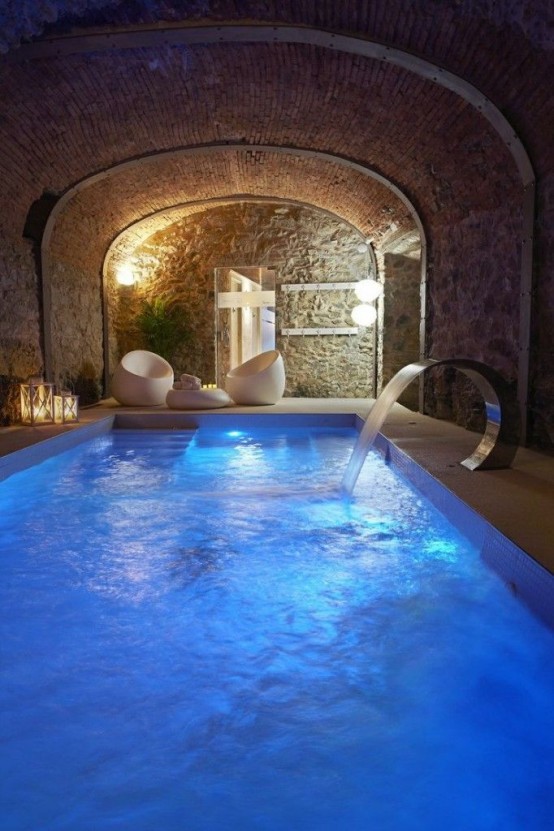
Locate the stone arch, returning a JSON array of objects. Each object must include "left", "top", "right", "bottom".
[
  {"left": 103, "top": 195, "right": 380, "bottom": 382},
  {"left": 106, "top": 199, "right": 403, "bottom": 398},
  {"left": 41, "top": 144, "right": 425, "bottom": 397}
]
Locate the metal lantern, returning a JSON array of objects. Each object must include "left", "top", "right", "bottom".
[
  {"left": 20, "top": 378, "right": 55, "bottom": 425},
  {"left": 54, "top": 390, "right": 79, "bottom": 424}
]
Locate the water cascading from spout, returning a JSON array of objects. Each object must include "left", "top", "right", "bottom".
[{"left": 341, "top": 359, "right": 520, "bottom": 496}]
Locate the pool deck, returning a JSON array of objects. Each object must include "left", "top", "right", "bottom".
[{"left": 1, "top": 397, "right": 553, "bottom": 580}]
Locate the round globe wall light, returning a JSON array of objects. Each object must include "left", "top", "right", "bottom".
[
  {"left": 354, "top": 279, "right": 383, "bottom": 303},
  {"left": 356, "top": 238, "right": 373, "bottom": 253},
  {"left": 351, "top": 303, "right": 377, "bottom": 326}
]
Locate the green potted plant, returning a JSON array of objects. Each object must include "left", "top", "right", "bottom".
[{"left": 134, "top": 298, "right": 190, "bottom": 364}]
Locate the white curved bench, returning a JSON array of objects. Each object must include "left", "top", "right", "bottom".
[{"left": 166, "top": 388, "right": 231, "bottom": 409}]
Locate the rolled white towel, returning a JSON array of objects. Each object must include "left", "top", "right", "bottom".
[{"left": 181, "top": 374, "right": 201, "bottom": 390}]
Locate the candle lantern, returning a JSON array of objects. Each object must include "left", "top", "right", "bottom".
[
  {"left": 20, "top": 378, "right": 55, "bottom": 425},
  {"left": 54, "top": 390, "right": 79, "bottom": 424}
]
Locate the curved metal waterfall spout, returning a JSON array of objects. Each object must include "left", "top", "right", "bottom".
[{"left": 341, "top": 359, "right": 521, "bottom": 496}]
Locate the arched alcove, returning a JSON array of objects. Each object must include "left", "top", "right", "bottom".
[
  {"left": 42, "top": 145, "right": 423, "bottom": 398},
  {"left": 106, "top": 200, "right": 422, "bottom": 398}
]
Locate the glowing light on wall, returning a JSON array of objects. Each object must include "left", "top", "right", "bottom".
[
  {"left": 116, "top": 265, "right": 135, "bottom": 286},
  {"left": 354, "top": 279, "right": 383, "bottom": 303},
  {"left": 351, "top": 304, "right": 377, "bottom": 327}
]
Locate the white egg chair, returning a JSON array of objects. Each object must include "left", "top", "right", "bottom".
[
  {"left": 111, "top": 350, "right": 174, "bottom": 406},
  {"left": 226, "top": 349, "right": 286, "bottom": 406}
]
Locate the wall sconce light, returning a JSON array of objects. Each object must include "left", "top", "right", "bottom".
[
  {"left": 351, "top": 277, "right": 381, "bottom": 326},
  {"left": 354, "top": 278, "right": 383, "bottom": 303},
  {"left": 356, "top": 237, "right": 373, "bottom": 254},
  {"left": 351, "top": 303, "right": 378, "bottom": 327},
  {"left": 20, "top": 378, "right": 55, "bottom": 425},
  {"left": 116, "top": 264, "right": 136, "bottom": 286},
  {"left": 54, "top": 390, "right": 79, "bottom": 424}
]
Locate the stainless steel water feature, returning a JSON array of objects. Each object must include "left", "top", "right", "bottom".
[{"left": 341, "top": 359, "right": 520, "bottom": 495}]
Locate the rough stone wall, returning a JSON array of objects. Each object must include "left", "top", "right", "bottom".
[
  {"left": 531, "top": 172, "right": 554, "bottom": 445},
  {"left": 424, "top": 206, "right": 522, "bottom": 430},
  {"left": 113, "top": 246, "right": 214, "bottom": 384},
  {"left": 382, "top": 253, "right": 422, "bottom": 409},
  {"left": 0, "top": 216, "right": 43, "bottom": 423},
  {"left": 0, "top": 230, "right": 41, "bottom": 379},
  {"left": 109, "top": 202, "right": 386, "bottom": 397},
  {"left": 48, "top": 259, "right": 104, "bottom": 389},
  {"left": 428, "top": 209, "right": 521, "bottom": 377},
  {"left": 279, "top": 286, "right": 374, "bottom": 398}
]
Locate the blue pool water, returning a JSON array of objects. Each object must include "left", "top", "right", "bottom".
[{"left": 0, "top": 426, "right": 553, "bottom": 831}]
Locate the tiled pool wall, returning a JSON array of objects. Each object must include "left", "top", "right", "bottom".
[
  {"left": 1, "top": 412, "right": 552, "bottom": 630},
  {"left": 371, "top": 428, "right": 554, "bottom": 630}
]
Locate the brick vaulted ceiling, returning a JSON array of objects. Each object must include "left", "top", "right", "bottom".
[
  {"left": 0, "top": 0, "right": 553, "bottom": 443},
  {"left": 3, "top": 37, "right": 520, "bottom": 224},
  {"left": 2, "top": 0, "right": 550, "bottom": 248},
  {"left": 48, "top": 148, "right": 418, "bottom": 270}
]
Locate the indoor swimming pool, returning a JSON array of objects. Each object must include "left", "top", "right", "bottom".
[{"left": 1, "top": 425, "right": 553, "bottom": 830}]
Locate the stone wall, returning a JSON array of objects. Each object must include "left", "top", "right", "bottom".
[
  {"left": 0, "top": 216, "right": 43, "bottom": 423},
  {"left": 0, "top": 233, "right": 42, "bottom": 380},
  {"left": 279, "top": 285, "right": 374, "bottom": 397},
  {"left": 423, "top": 206, "right": 522, "bottom": 431},
  {"left": 531, "top": 171, "right": 554, "bottom": 445},
  {"left": 108, "top": 202, "right": 407, "bottom": 397},
  {"left": 382, "top": 253, "right": 422, "bottom": 409},
  {"left": 48, "top": 259, "right": 105, "bottom": 392},
  {"left": 427, "top": 210, "right": 521, "bottom": 378}
]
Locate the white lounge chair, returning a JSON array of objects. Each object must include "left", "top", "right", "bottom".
[
  {"left": 111, "top": 350, "right": 174, "bottom": 406},
  {"left": 225, "top": 350, "right": 285, "bottom": 405}
]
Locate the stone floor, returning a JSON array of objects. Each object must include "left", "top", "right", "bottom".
[{"left": 1, "top": 397, "right": 553, "bottom": 576}]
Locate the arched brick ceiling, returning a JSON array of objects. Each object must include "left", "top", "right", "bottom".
[
  {"left": 105, "top": 196, "right": 420, "bottom": 278},
  {"left": 2, "top": 40, "right": 520, "bottom": 243},
  {"left": 48, "top": 147, "right": 417, "bottom": 273},
  {"left": 10, "top": 1, "right": 553, "bottom": 55},
  {"left": 5, "top": 1, "right": 552, "bottom": 168}
]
